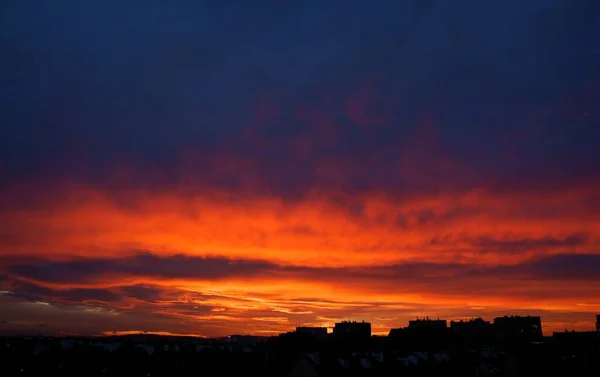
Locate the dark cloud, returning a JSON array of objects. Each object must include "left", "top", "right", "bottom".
[
  {"left": 502, "top": 253, "right": 600, "bottom": 281},
  {"left": 7, "top": 282, "right": 122, "bottom": 305},
  {"left": 426, "top": 233, "right": 592, "bottom": 255},
  {"left": 5, "top": 252, "right": 600, "bottom": 298},
  {"left": 119, "top": 284, "right": 166, "bottom": 303},
  {"left": 279, "top": 253, "right": 600, "bottom": 286},
  {"left": 7, "top": 252, "right": 273, "bottom": 284},
  {"left": 472, "top": 234, "right": 588, "bottom": 254},
  {"left": 1, "top": 254, "right": 472, "bottom": 290},
  {"left": 376, "top": 254, "right": 600, "bottom": 283}
]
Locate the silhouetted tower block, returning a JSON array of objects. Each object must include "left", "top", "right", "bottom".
[
  {"left": 596, "top": 314, "right": 600, "bottom": 333},
  {"left": 408, "top": 317, "right": 447, "bottom": 331},
  {"left": 451, "top": 318, "right": 494, "bottom": 349},
  {"left": 333, "top": 321, "right": 371, "bottom": 351},
  {"left": 333, "top": 321, "right": 371, "bottom": 338},
  {"left": 493, "top": 316, "right": 543, "bottom": 348},
  {"left": 389, "top": 317, "right": 451, "bottom": 351},
  {"left": 295, "top": 326, "right": 327, "bottom": 341}
]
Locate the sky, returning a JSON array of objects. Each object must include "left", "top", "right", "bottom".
[{"left": 0, "top": 0, "right": 599, "bottom": 337}]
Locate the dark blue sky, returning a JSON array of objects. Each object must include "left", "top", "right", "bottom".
[{"left": 1, "top": 0, "right": 598, "bottom": 194}]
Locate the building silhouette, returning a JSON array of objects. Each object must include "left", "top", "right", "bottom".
[
  {"left": 295, "top": 327, "right": 327, "bottom": 341},
  {"left": 493, "top": 316, "right": 543, "bottom": 348},
  {"left": 3, "top": 315, "right": 600, "bottom": 377},
  {"left": 333, "top": 321, "right": 371, "bottom": 339},
  {"left": 408, "top": 317, "right": 447, "bottom": 331},
  {"left": 389, "top": 317, "right": 450, "bottom": 351},
  {"left": 333, "top": 321, "right": 371, "bottom": 352},
  {"left": 450, "top": 318, "right": 494, "bottom": 350}
]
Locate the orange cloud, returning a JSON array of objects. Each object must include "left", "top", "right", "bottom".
[
  {"left": 1, "top": 86, "right": 599, "bottom": 337},
  {"left": 0, "top": 178, "right": 599, "bottom": 337},
  {"left": 1, "top": 182, "right": 598, "bottom": 266}
]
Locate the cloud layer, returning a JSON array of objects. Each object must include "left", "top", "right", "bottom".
[
  {"left": 2, "top": 248, "right": 600, "bottom": 336},
  {"left": 0, "top": 0, "right": 599, "bottom": 336}
]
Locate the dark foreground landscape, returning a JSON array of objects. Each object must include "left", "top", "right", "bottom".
[{"left": 3, "top": 316, "right": 600, "bottom": 377}]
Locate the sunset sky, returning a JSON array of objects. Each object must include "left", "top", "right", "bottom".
[{"left": 1, "top": 1, "right": 599, "bottom": 337}]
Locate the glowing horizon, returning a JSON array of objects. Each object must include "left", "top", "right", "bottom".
[{"left": 1, "top": 176, "right": 599, "bottom": 337}]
